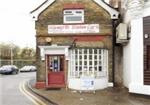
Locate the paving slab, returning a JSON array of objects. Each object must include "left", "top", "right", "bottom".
[{"left": 28, "top": 80, "right": 150, "bottom": 105}]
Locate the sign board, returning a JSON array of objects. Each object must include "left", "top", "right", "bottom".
[
  {"left": 48, "top": 24, "right": 99, "bottom": 34},
  {"left": 80, "top": 77, "right": 94, "bottom": 90}
]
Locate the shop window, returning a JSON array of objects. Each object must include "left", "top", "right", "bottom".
[
  {"left": 69, "top": 49, "right": 108, "bottom": 78},
  {"left": 63, "top": 9, "right": 84, "bottom": 24}
]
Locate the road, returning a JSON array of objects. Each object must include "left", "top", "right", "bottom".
[{"left": 0, "top": 72, "right": 47, "bottom": 105}]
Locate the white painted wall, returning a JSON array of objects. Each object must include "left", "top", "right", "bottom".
[
  {"left": 129, "top": 18, "right": 143, "bottom": 86},
  {"left": 143, "top": 1, "right": 150, "bottom": 17},
  {"left": 123, "top": 19, "right": 143, "bottom": 89},
  {"left": 68, "top": 78, "right": 108, "bottom": 90},
  {"left": 122, "top": 1, "right": 150, "bottom": 95},
  {"left": 123, "top": 18, "right": 145, "bottom": 94},
  {"left": 123, "top": 6, "right": 132, "bottom": 88},
  {"left": 123, "top": 17, "right": 144, "bottom": 93},
  {"left": 123, "top": 16, "right": 150, "bottom": 95}
]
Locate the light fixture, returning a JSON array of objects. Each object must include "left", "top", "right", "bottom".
[
  {"left": 45, "top": 37, "right": 52, "bottom": 43},
  {"left": 144, "top": 34, "right": 149, "bottom": 39}
]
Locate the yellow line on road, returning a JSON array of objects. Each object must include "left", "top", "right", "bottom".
[
  {"left": 19, "top": 80, "right": 47, "bottom": 105},
  {"left": 19, "top": 82, "right": 39, "bottom": 105}
]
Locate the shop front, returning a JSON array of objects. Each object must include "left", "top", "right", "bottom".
[
  {"left": 68, "top": 48, "right": 108, "bottom": 90},
  {"left": 31, "top": 0, "right": 119, "bottom": 90},
  {"left": 38, "top": 38, "right": 110, "bottom": 90}
]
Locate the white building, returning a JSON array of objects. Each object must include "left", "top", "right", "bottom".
[{"left": 118, "top": 0, "right": 150, "bottom": 95}]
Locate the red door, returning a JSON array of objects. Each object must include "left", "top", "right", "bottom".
[{"left": 47, "top": 55, "right": 65, "bottom": 88}]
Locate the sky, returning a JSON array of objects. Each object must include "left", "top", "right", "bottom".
[
  {"left": 0, "top": 0, "right": 110, "bottom": 48},
  {"left": 0, "top": 0, "right": 45, "bottom": 48}
]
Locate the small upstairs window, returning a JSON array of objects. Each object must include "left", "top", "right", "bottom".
[
  {"left": 63, "top": 9, "right": 84, "bottom": 24},
  {"left": 63, "top": 4, "right": 84, "bottom": 24}
]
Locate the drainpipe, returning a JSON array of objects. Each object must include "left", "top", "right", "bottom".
[{"left": 112, "top": 19, "right": 117, "bottom": 86}]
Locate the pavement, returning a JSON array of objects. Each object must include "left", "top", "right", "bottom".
[{"left": 28, "top": 79, "right": 150, "bottom": 105}]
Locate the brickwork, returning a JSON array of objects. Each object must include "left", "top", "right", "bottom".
[{"left": 36, "top": 0, "right": 112, "bottom": 36}]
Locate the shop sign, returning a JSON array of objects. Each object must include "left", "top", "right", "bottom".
[
  {"left": 48, "top": 24, "right": 99, "bottom": 34},
  {"left": 80, "top": 77, "right": 94, "bottom": 90}
]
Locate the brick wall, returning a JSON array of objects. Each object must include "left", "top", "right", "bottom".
[{"left": 35, "top": 0, "right": 114, "bottom": 82}]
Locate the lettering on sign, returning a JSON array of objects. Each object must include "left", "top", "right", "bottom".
[
  {"left": 48, "top": 24, "right": 99, "bottom": 34},
  {"left": 80, "top": 77, "right": 94, "bottom": 90}
]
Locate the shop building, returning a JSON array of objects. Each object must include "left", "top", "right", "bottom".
[{"left": 31, "top": 0, "right": 119, "bottom": 91}]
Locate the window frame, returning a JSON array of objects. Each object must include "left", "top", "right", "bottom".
[
  {"left": 69, "top": 48, "right": 108, "bottom": 78},
  {"left": 63, "top": 9, "right": 84, "bottom": 24}
]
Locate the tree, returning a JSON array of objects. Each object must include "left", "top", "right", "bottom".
[
  {"left": 20, "top": 47, "right": 35, "bottom": 59},
  {"left": 0, "top": 43, "right": 35, "bottom": 60},
  {"left": 0, "top": 43, "right": 20, "bottom": 59},
  {"left": 0, "top": 43, "right": 36, "bottom": 67}
]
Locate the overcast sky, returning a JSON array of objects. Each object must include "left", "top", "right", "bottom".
[
  {"left": 0, "top": 0, "right": 45, "bottom": 48},
  {"left": 0, "top": 0, "right": 110, "bottom": 48}
]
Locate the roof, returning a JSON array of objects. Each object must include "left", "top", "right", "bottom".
[
  {"left": 30, "top": 0, "right": 48, "bottom": 14},
  {"left": 30, "top": 0, "right": 119, "bottom": 21}
]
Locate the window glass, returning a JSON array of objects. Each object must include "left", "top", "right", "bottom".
[
  {"left": 89, "top": 49, "right": 92, "bottom": 54},
  {"left": 89, "top": 61, "right": 92, "bottom": 65},
  {"left": 76, "top": 11, "right": 82, "bottom": 13},
  {"left": 84, "top": 61, "right": 87, "bottom": 65},
  {"left": 69, "top": 49, "right": 108, "bottom": 78},
  {"left": 84, "top": 49, "right": 87, "bottom": 53},
  {"left": 94, "top": 55, "right": 97, "bottom": 59},
  {"left": 89, "top": 55, "right": 92, "bottom": 60},
  {"left": 84, "top": 55, "right": 87, "bottom": 59},
  {"left": 66, "top": 16, "right": 82, "bottom": 21},
  {"left": 48, "top": 55, "right": 64, "bottom": 72},
  {"left": 64, "top": 9, "right": 84, "bottom": 24},
  {"left": 79, "top": 55, "right": 82, "bottom": 60},
  {"left": 94, "top": 49, "right": 97, "bottom": 53},
  {"left": 65, "top": 11, "right": 72, "bottom": 13}
]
